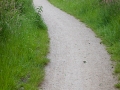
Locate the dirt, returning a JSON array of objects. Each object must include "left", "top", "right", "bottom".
[{"left": 33, "top": 0, "right": 117, "bottom": 90}]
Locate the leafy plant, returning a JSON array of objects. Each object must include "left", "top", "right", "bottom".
[{"left": 0, "top": 0, "right": 49, "bottom": 90}]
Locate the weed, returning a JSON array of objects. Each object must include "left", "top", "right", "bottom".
[
  {"left": 0, "top": 0, "right": 49, "bottom": 89},
  {"left": 115, "top": 83, "right": 120, "bottom": 88}
]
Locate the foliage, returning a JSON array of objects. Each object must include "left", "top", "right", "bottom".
[{"left": 0, "top": 0, "right": 49, "bottom": 89}]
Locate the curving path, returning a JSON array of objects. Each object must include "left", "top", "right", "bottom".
[{"left": 33, "top": 0, "right": 117, "bottom": 90}]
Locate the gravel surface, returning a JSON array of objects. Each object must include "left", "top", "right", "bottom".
[{"left": 33, "top": 0, "right": 117, "bottom": 90}]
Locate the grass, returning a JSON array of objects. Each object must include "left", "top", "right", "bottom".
[
  {"left": 48, "top": 0, "right": 120, "bottom": 88},
  {"left": 0, "top": 0, "right": 49, "bottom": 90}
]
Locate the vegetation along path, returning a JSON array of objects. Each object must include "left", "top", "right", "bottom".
[{"left": 34, "top": 0, "right": 117, "bottom": 90}]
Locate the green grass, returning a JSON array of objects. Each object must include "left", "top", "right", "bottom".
[
  {"left": 0, "top": 0, "right": 49, "bottom": 89},
  {"left": 48, "top": 0, "right": 120, "bottom": 88}
]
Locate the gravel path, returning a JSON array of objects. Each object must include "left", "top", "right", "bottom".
[{"left": 33, "top": 0, "right": 117, "bottom": 90}]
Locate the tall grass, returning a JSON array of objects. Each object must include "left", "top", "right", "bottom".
[
  {"left": 49, "top": 0, "right": 120, "bottom": 88},
  {"left": 0, "top": 0, "right": 49, "bottom": 89}
]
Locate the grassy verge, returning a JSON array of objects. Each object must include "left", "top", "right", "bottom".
[
  {"left": 0, "top": 0, "right": 49, "bottom": 90},
  {"left": 49, "top": 0, "right": 120, "bottom": 88}
]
